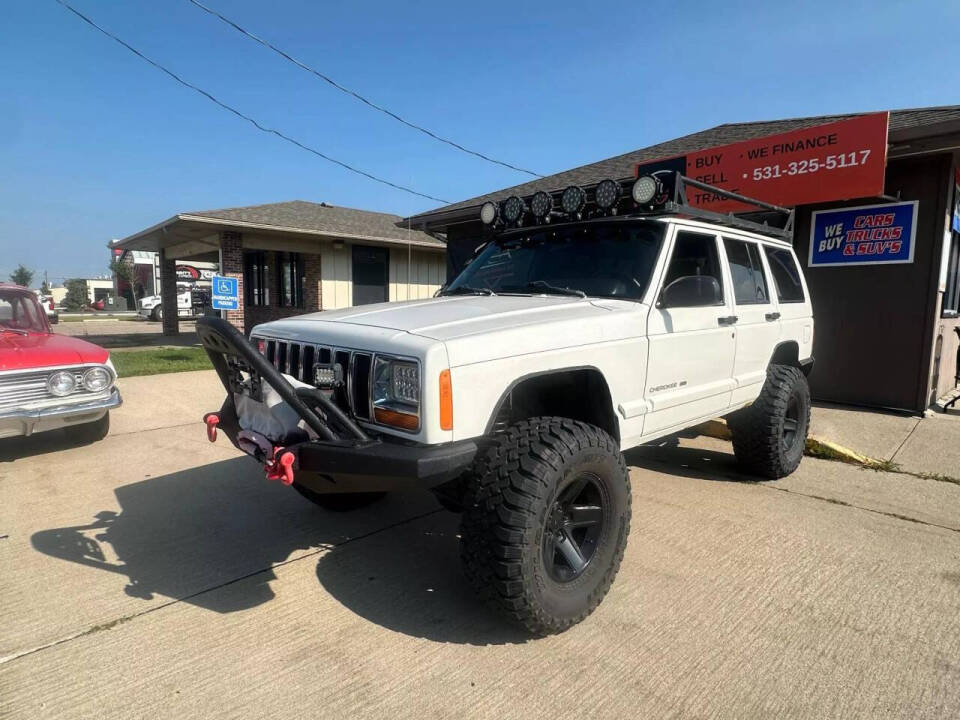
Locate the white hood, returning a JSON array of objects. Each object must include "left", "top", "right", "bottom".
[{"left": 258, "top": 296, "right": 646, "bottom": 367}]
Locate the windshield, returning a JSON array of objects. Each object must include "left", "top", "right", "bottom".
[
  {"left": 0, "top": 289, "right": 50, "bottom": 334},
  {"left": 444, "top": 220, "right": 665, "bottom": 301}
]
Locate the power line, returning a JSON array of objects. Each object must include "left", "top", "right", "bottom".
[
  {"left": 186, "top": 0, "right": 545, "bottom": 179},
  {"left": 54, "top": 0, "right": 449, "bottom": 204}
]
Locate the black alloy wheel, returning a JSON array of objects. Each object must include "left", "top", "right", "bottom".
[
  {"left": 542, "top": 473, "right": 606, "bottom": 583},
  {"left": 781, "top": 394, "right": 802, "bottom": 452}
]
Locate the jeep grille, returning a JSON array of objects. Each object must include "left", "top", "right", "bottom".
[{"left": 258, "top": 337, "right": 371, "bottom": 421}]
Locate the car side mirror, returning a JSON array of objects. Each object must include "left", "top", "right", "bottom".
[{"left": 659, "top": 275, "right": 722, "bottom": 308}]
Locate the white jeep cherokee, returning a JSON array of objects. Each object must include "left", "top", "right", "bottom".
[{"left": 198, "top": 174, "right": 813, "bottom": 635}]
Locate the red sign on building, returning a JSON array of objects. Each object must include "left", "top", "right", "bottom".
[{"left": 635, "top": 112, "right": 889, "bottom": 213}]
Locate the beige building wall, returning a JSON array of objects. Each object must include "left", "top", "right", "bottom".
[{"left": 388, "top": 247, "right": 445, "bottom": 302}]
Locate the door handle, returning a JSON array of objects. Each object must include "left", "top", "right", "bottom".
[
  {"left": 717, "top": 315, "right": 738, "bottom": 326},
  {"left": 765, "top": 312, "right": 781, "bottom": 321}
]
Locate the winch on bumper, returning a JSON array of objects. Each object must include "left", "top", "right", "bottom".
[{"left": 197, "top": 317, "right": 476, "bottom": 494}]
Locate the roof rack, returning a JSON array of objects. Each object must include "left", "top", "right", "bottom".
[{"left": 660, "top": 173, "right": 794, "bottom": 240}]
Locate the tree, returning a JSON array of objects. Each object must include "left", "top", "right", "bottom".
[
  {"left": 63, "top": 279, "right": 89, "bottom": 310},
  {"left": 9, "top": 264, "right": 33, "bottom": 288},
  {"left": 40, "top": 280, "right": 51, "bottom": 295},
  {"left": 110, "top": 257, "right": 141, "bottom": 306}
]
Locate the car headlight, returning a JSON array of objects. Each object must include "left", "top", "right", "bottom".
[
  {"left": 372, "top": 357, "right": 420, "bottom": 431},
  {"left": 83, "top": 366, "right": 113, "bottom": 392},
  {"left": 47, "top": 370, "right": 76, "bottom": 397}
]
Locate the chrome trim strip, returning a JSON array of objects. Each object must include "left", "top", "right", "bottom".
[{"left": 0, "top": 387, "right": 122, "bottom": 421}]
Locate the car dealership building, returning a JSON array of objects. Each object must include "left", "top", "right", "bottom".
[
  {"left": 111, "top": 200, "right": 446, "bottom": 336},
  {"left": 408, "top": 106, "right": 960, "bottom": 414}
]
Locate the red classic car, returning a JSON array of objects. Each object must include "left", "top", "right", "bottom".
[{"left": 0, "top": 283, "right": 121, "bottom": 441}]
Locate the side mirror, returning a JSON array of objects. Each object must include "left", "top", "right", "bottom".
[{"left": 660, "top": 275, "right": 722, "bottom": 308}]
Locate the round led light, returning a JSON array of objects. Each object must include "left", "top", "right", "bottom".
[
  {"left": 530, "top": 191, "right": 552, "bottom": 218},
  {"left": 560, "top": 185, "right": 586, "bottom": 215},
  {"left": 502, "top": 195, "right": 525, "bottom": 223},
  {"left": 480, "top": 201, "right": 498, "bottom": 225},
  {"left": 595, "top": 178, "right": 620, "bottom": 209},
  {"left": 83, "top": 366, "right": 112, "bottom": 392},
  {"left": 47, "top": 370, "right": 76, "bottom": 397},
  {"left": 632, "top": 175, "right": 660, "bottom": 205}
]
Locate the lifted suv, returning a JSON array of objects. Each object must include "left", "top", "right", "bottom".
[{"left": 199, "top": 173, "right": 813, "bottom": 635}]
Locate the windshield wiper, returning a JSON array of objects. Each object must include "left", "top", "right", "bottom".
[
  {"left": 0, "top": 327, "right": 29, "bottom": 336},
  {"left": 525, "top": 281, "right": 587, "bottom": 298},
  {"left": 441, "top": 285, "right": 496, "bottom": 297}
]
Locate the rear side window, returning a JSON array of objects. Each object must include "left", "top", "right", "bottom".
[
  {"left": 763, "top": 246, "right": 805, "bottom": 303},
  {"left": 724, "top": 238, "right": 770, "bottom": 305}
]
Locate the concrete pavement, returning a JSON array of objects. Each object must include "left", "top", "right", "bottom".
[{"left": 2, "top": 371, "right": 960, "bottom": 718}]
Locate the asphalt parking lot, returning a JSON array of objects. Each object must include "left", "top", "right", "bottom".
[{"left": 2, "top": 371, "right": 959, "bottom": 719}]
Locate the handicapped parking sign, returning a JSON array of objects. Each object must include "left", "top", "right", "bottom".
[{"left": 211, "top": 275, "right": 239, "bottom": 310}]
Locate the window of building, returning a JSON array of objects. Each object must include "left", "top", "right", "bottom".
[
  {"left": 244, "top": 251, "right": 269, "bottom": 306},
  {"left": 763, "top": 246, "right": 806, "bottom": 303},
  {"left": 943, "top": 232, "right": 960, "bottom": 317},
  {"left": 724, "top": 238, "right": 770, "bottom": 305},
  {"left": 661, "top": 231, "right": 724, "bottom": 306},
  {"left": 277, "top": 252, "right": 304, "bottom": 307}
]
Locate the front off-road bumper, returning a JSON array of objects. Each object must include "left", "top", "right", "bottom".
[
  {"left": 210, "top": 396, "right": 476, "bottom": 494},
  {"left": 0, "top": 388, "right": 121, "bottom": 439},
  {"left": 196, "top": 316, "right": 476, "bottom": 495}
]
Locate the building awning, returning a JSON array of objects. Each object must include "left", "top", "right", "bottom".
[{"left": 111, "top": 200, "right": 445, "bottom": 260}]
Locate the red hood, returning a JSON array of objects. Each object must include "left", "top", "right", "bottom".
[{"left": 0, "top": 332, "right": 109, "bottom": 371}]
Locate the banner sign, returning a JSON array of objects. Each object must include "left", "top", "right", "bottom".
[
  {"left": 808, "top": 201, "right": 918, "bottom": 267},
  {"left": 176, "top": 264, "right": 216, "bottom": 282},
  {"left": 211, "top": 275, "right": 239, "bottom": 310},
  {"left": 635, "top": 112, "right": 889, "bottom": 213}
]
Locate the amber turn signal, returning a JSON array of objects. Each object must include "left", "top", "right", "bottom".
[
  {"left": 374, "top": 407, "right": 419, "bottom": 431},
  {"left": 439, "top": 369, "right": 453, "bottom": 431}
]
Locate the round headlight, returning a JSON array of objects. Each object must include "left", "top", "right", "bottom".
[
  {"left": 561, "top": 185, "right": 586, "bottom": 215},
  {"left": 83, "top": 366, "right": 112, "bottom": 392},
  {"left": 530, "top": 191, "right": 552, "bottom": 218},
  {"left": 480, "top": 201, "right": 498, "bottom": 225},
  {"left": 595, "top": 178, "right": 620, "bottom": 209},
  {"left": 502, "top": 195, "right": 525, "bottom": 223},
  {"left": 632, "top": 174, "right": 661, "bottom": 205},
  {"left": 47, "top": 370, "right": 76, "bottom": 397}
]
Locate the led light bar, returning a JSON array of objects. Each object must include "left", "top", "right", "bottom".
[
  {"left": 530, "top": 191, "right": 552, "bottom": 218},
  {"left": 595, "top": 178, "right": 620, "bottom": 210},
  {"left": 561, "top": 185, "right": 586, "bottom": 215},
  {"left": 502, "top": 195, "right": 525, "bottom": 223}
]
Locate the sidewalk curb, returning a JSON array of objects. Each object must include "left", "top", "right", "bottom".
[{"left": 694, "top": 420, "right": 885, "bottom": 468}]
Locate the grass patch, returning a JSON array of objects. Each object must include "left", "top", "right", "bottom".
[
  {"left": 59, "top": 315, "right": 140, "bottom": 322},
  {"left": 111, "top": 347, "right": 212, "bottom": 377}
]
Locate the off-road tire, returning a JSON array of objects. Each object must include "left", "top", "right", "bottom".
[
  {"left": 728, "top": 364, "right": 810, "bottom": 479},
  {"left": 73, "top": 412, "right": 110, "bottom": 443},
  {"left": 459, "top": 417, "right": 631, "bottom": 635},
  {"left": 291, "top": 485, "right": 385, "bottom": 512}
]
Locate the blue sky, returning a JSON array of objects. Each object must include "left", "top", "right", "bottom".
[{"left": 1, "top": 0, "right": 956, "bottom": 283}]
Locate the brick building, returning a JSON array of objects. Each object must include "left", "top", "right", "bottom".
[{"left": 111, "top": 200, "right": 445, "bottom": 336}]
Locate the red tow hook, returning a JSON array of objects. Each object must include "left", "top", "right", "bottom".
[
  {"left": 204, "top": 413, "right": 220, "bottom": 443},
  {"left": 265, "top": 447, "right": 296, "bottom": 486}
]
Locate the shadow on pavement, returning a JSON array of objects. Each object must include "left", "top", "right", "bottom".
[
  {"left": 30, "top": 456, "right": 526, "bottom": 644},
  {"left": 314, "top": 510, "right": 530, "bottom": 646},
  {"left": 626, "top": 436, "right": 762, "bottom": 484},
  {"left": 0, "top": 426, "right": 103, "bottom": 462}
]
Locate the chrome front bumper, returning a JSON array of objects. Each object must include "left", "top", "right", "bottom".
[{"left": 0, "top": 388, "right": 123, "bottom": 439}]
